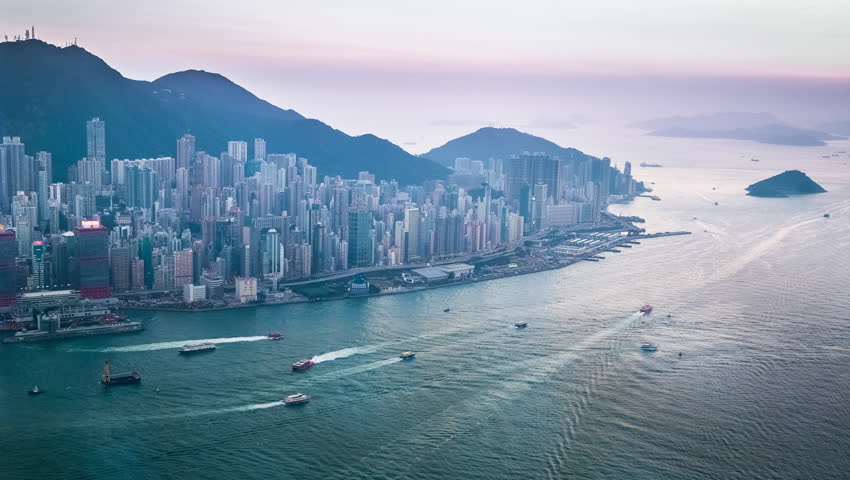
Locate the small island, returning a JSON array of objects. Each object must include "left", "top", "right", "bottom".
[{"left": 745, "top": 170, "right": 826, "bottom": 197}]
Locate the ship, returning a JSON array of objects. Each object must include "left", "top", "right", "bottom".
[
  {"left": 641, "top": 343, "right": 658, "bottom": 352},
  {"left": 267, "top": 332, "right": 283, "bottom": 340},
  {"left": 283, "top": 393, "right": 310, "bottom": 406},
  {"left": 443, "top": 308, "right": 450, "bottom": 313},
  {"left": 292, "top": 359, "right": 315, "bottom": 371},
  {"left": 2, "top": 321, "right": 144, "bottom": 344},
  {"left": 639, "top": 305, "right": 653, "bottom": 314},
  {"left": 514, "top": 321, "right": 528, "bottom": 328},
  {"left": 179, "top": 342, "right": 217, "bottom": 354},
  {"left": 100, "top": 360, "right": 141, "bottom": 386},
  {"left": 824, "top": 213, "right": 831, "bottom": 218},
  {"left": 399, "top": 351, "right": 416, "bottom": 359},
  {"left": 640, "top": 162, "right": 663, "bottom": 168},
  {"left": 28, "top": 385, "right": 44, "bottom": 396}
]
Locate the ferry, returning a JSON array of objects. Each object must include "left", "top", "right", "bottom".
[
  {"left": 28, "top": 385, "right": 44, "bottom": 396},
  {"left": 283, "top": 393, "right": 311, "bottom": 406},
  {"left": 292, "top": 359, "right": 315, "bottom": 371},
  {"left": 639, "top": 305, "right": 653, "bottom": 314},
  {"left": 268, "top": 332, "right": 284, "bottom": 340},
  {"left": 179, "top": 342, "right": 216, "bottom": 354},
  {"left": 515, "top": 321, "right": 528, "bottom": 328},
  {"left": 641, "top": 343, "right": 658, "bottom": 352},
  {"left": 399, "top": 351, "right": 416, "bottom": 360},
  {"left": 100, "top": 361, "right": 141, "bottom": 386}
]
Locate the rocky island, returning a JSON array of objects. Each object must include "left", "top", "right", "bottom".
[{"left": 745, "top": 170, "right": 827, "bottom": 197}]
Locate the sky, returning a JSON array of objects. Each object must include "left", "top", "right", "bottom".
[{"left": 2, "top": 0, "right": 849, "bottom": 152}]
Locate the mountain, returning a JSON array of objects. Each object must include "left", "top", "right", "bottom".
[
  {"left": 631, "top": 112, "right": 845, "bottom": 146},
  {"left": 0, "top": 40, "right": 448, "bottom": 184},
  {"left": 422, "top": 127, "right": 595, "bottom": 166},
  {"left": 745, "top": 170, "right": 826, "bottom": 197},
  {"left": 817, "top": 120, "right": 850, "bottom": 136}
]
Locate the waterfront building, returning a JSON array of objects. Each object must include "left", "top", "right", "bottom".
[
  {"left": 75, "top": 220, "right": 111, "bottom": 299},
  {"left": 183, "top": 283, "right": 207, "bottom": 303},
  {"left": 235, "top": 276, "right": 257, "bottom": 303},
  {"left": 348, "top": 210, "right": 372, "bottom": 268},
  {"left": 0, "top": 227, "right": 17, "bottom": 307}
]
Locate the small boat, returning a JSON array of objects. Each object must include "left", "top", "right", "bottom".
[
  {"left": 179, "top": 342, "right": 216, "bottom": 354},
  {"left": 28, "top": 385, "right": 44, "bottom": 396},
  {"left": 641, "top": 343, "right": 658, "bottom": 352},
  {"left": 268, "top": 332, "right": 283, "bottom": 340},
  {"left": 399, "top": 351, "right": 416, "bottom": 360},
  {"left": 292, "top": 359, "right": 315, "bottom": 371},
  {"left": 443, "top": 308, "right": 450, "bottom": 313},
  {"left": 824, "top": 213, "right": 830, "bottom": 218},
  {"left": 283, "top": 393, "right": 311, "bottom": 406},
  {"left": 714, "top": 201, "right": 719, "bottom": 206},
  {"left": 514, "top": 321, "right": 528, "bottom": 328},
  {"left": 639, "top": 305, "right": 653, "bottom": 314}
]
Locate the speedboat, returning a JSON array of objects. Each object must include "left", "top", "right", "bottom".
[
  {"left": 514, "top": 321, "right": 528, "bottom": 328},
  {"left": 283, "top": 393, "right": 310, "bottom": 406},
  {"left": 292, "top": 359, "right": 315, "bottom": 371},
  {"left": 268, "top": 332, "right": 283, "bottom": 340},
  {"left": 639, "top": 305, "right": 653, "bottom": 314},
  {"left": 28, "top": 385, "right": 44, "bottom": 396},
  {"left": 641, "top": 343, "right": 658, "bottom": 352},
  {"left": 399, "top": 351, "right": 416, "bottom": 360}
]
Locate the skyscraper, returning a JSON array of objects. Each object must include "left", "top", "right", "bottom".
[
  {"left": 86, "top": 117, "right": 106, "bottom": 164},
  {"left": 348, "top": 210, "right": 372, "bottom": 268},
  {"left": 0, "top": 227, "right": 17, "bottom": 307},
  {"left": 31, "top": 240, "right": 45, "bottom": 290},
  {"left": 404, "top": 207, "right": 420, "bottom": 262},
  {"left": 177, "top": 134, "right": 196, "bottom": 171},
  {"left": 228, "top": 141, "right": 248, "bottom": 163},
  {"left": 254, "top": 138, "right": 266, "bottom": 161},
  {"left": 75, "top": 220, "right": 111, "bottom": 299}
]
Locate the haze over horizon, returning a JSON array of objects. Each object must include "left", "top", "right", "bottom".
[{"left": 4, "top": 0, "right": 849, "bottom": 152}]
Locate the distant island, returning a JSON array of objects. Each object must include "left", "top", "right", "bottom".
[
  {"left": 631, "top": 112, "right": 845, "bottom": 146},
  {"left": 745, "top": 170, "right": 827, "bottom": 197}
]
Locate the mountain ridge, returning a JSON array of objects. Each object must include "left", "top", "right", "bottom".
[{"left": 0, "top": 39, "right": 448, "bottom": 184}]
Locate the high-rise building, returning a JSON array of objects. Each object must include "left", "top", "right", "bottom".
[
  {"left": 506, "top": 153, "right": 561, "bottom": 205},
  {"left": 31, "top": 240, "right": 45, "bottom": 289},
  {"left": 0, "top": 136, "right": 25, "bottom": 213},
  {"left": 0, "top": 227, "right": 16, "bottom": 307},
  {"left": 110, "top": 247, "right": 130, "bottom": 292},
  {"left": 347, "top": 210, "right": 372, "bottom": 268},
  {"left": 75, "top": 220, "right": 111, "bottom": 299},
  {"left": 86, "top": 117, "right": 106, "bottom": 164},
  {"left": 227, "top": 141, "right": 248, "bottom": 163},
  {"left": 173, "top": 248, "right": 194, "bottom": 287},
  {"left": 177, "top": 134, "right": 196, "bottom": 171},
  {"left": 404, "top": 207, "right": 420, "bottom": 262},
  {"left": 254, "top": 138, "right": 266, "bottom": 161}
]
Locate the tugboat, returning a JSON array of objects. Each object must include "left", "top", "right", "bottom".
[
  {"left": 514, "top": 321, "right": 528, "bottom": 328},
  {"left": 28, "top": 385, "right": 44, "bottom": 396},
  {"left": 179, "top": 342, "right": 217, "bottom": 354},
  {"left": 268, "top": 332, "right": 284, "bottom": 340},
  {"left": 100, "top": 360, "right": 141, "bottom": 386},
  {"left": 639, "top": 305, "right": 653, "bottom": 314},
  {"left": 283, "top": 393, "right": 311, "bottom": 406},
  {"left": 641, "top": 343, "right": 658, "bottom": 352},
  {"left": 292, "top": 359, "right": 315, "bottom": 371},
  {"left": 399, "top": 351, "right": 416, "bottom": 360}
]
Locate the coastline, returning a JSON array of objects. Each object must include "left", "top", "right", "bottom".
[{"left": 119, "top": 231, "right": 691, "bottom": 315}]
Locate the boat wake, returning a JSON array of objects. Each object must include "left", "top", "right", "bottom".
[
  {"left": 312, "top": 346, "right": 377, "bottom": 364},
  {"left": 93, "top": 336, "right": 268, "bottom": 353}
]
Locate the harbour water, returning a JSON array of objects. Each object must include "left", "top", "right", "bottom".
[{"left": 2, "top": 128, "right": 849, "bottom": 479}]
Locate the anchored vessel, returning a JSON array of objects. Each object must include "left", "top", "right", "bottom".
[
  {"left": 639, "top": 305, "right": 653, "bottom": 314},
  {"left": 515, "top": 321, "right": 528, "bottom": 328},
  {"left": 292, "top": 359, "right": 315, "bottom": 371},
  {"left": 101, "top": 360, "right": 141, "bottom": 386},
  {"left": 399, "top": 351, "right": 416, "bottom": 359},
  {"left": 284, "top": 393, "right": 310, "bottom": 406},
  {"left": 179, "top": 342, "right": 216, "bottom": 354}
]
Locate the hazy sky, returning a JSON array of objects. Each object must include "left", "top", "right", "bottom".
[{"left": 3, "top": 1, "right": 849, "bottom": 151}]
